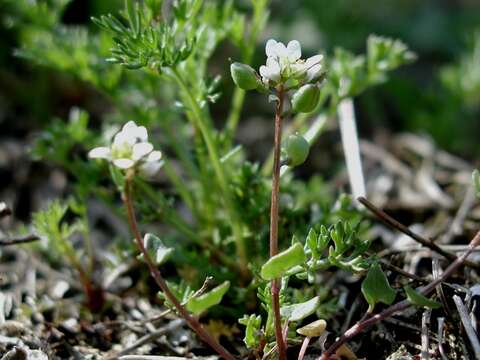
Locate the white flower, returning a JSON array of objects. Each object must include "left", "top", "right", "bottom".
[
  {"left": 89, "top": 121, "right": 163, "bottom": 175},
  {"left": 259, "top": 39, "right": 324, "bottom": 86}
]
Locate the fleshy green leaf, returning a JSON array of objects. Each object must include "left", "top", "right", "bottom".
[
  {"left": 361, "top": 264, "right": 396, "bottom": 310},
  {"left": 142, "top": 233, "right": 174, "bottom": 265},
  {"left": 238, "top": 314, "right": 262, "bottom": 349},
  {"left": 260, "top": 242, "right": 306, "bottom": 280},
  {"left": 404, "top": 286, "right": 441, "bottom": 309},
  {"left": 280, "top": 296, "right": 320, "bottom": 322},
  {"left": 186, "top": 281, "right": 230, "bottom": 315}
]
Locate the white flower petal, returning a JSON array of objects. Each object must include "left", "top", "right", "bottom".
[
  {"left": 265, "top": 39, "right": 278, "bottom": 57},
  {"left": 113, "top": 158, "right": 135, "bottom": 169},
  {"left": 266, "top": 57, "right": 281, "bottom": 81},
  {"left": 140, "top": 160, "right": 164, "bottom": 177},
  {"left": 114, "top": 131, "right": 136, "bottom": 146},
  {"left": 306, "top": 54, "right": 323, "bottom": 67},
  {"left": 132, "top": 126, "right": 148, "bottom": 142},
  {"left": 274, "top": 42, "right": 287, "bottom": 58},
  {"left": 146, "top": 150, "right": 162, "bottom": 162},
  {"left": 287, "top": 40, "right": 301, "bottom": 61},
  {"left": 259, "top": 65, "right": 269, "bottom": 79},
  {"left": 306, "top": 64, "right": 323, "bottom": 82},
  {"left": 122, "top": 121, "right": 137, "bottom": 131},
  {"left": 132, "top": 142, "right": 153, "bottom": 160},
  {"left": 88, "top": 147, "right": 111, "bottom": 159}
]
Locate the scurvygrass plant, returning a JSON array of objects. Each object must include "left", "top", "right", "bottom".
[
  {"left": 89, "top": 120, "right": 236, "bottom": 360},
  {"left": 8, "top": 0, "right": 445, "bottom": 358},
  {"left": 231, "top": 38, "right": 325, "bottom": 359}
]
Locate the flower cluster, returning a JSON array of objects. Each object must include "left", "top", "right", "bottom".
[
  {"left": 230, "top": 39, "right": 325, "bottom": 114},
  {"left": 259, "top": 39, "right": 324, "bottom": 87},
  {"left": 89, "top": 121, "right": 163, "bottom": 175}
]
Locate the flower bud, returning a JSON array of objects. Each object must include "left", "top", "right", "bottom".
[
  {"left": 285, "top": 133, "right": 310, "bottom": 167},
  {"left": 230, "top": 62, "right": 260, "bottom": 91},
  {"left": 292, "top": 84, "right": 320, "bottom": 113}
]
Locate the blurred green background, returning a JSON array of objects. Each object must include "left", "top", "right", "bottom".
[{"left": 1, "top": 0, "right": 480, "bottom": 156}]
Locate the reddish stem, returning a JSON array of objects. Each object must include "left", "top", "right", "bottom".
[
  {"left": 123, "top": 177, "right": 236, "bottom": 360},
  {"left": 269, "top": 89, "right": 287, "bottom": 360},
  {"left": 298, "top": 337, "right": 311, "bottom": 360}
]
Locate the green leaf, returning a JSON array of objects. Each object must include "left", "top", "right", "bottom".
[
  {"left": 361, "top": 264, "right": 396, "bottom": 310},
  {"left": 238, "top": 314, "right": 262, "bottom": 349},
  {"left": 260, "top": 242, "right": 306, "bottom": 280},
  {"left": 473, "top": 170, "right": 480, "bottom": 198},
  {"left": 186, "top": 281, "right": 230, "bottom": 315},
  {"left": 142, "top": 233, "right": 174, "bottom": 265},
  {"left": 404, "top": 286, "right": 441, "bottom": 309},
  {"left": 280, "top": 296, "right": 320, "bottom": 322}
]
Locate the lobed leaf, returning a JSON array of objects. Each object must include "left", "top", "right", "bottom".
[{"left": 361, "top": 264, "right": 396, "bottom": 310}]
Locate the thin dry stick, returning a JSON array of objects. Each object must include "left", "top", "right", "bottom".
[
  {"left": 105, "top": 319, "right": 186, "bottom": 360},
  {"left": 421, "top": 308, "right": 432, "bottom": 360},
  {"left": 122, "top": 177, "right": 236, "bottom": 360},
  {"left": 358, "top": 196, "right": 480, "bottom": 271},
  {"left": 437, "top": 317, "right": 448, "bottom": 360},
  {"left": 0, "top": 234, "right": 39, "bottom": 247},
  {"left": 453, "top": 295, "right": 480, "bottom": 358},
  {"left": 318, "top": 230, "right": 480, "bottom": 360},
  {"left": 269, "top": 88, "right": 287, "bottom": 360}
]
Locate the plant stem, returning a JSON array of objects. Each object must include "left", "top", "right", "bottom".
[
  {"left": 269, "top": 88, "right": 287, "bottom": 360},
  {"left": 170, "top": 68, "right": 248, "bottom": 277},
  {"left": 318, "top": 230, "right": 480, "bottom": 360},
  {"left": 122, "top": 176, "right": 236, "bottom": 360}
]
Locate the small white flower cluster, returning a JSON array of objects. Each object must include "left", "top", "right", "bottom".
[
  {"left": 89, "top": 121, "right": 163, "bottom": 175},
  {"left": 259, "top": 39, "right": 324, "bottom": 87}
]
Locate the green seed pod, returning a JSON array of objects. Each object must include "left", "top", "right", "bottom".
[
  {"left": 285, "top": 133, "right": 310, "bottom": 167},
  {"left": 292, "top": 84, "right": 320, "bottom": 113},
  {"left": 230, "top": 62, "right": 259, "bottom": 91}
]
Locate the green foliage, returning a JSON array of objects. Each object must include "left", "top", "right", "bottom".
[
  {"left": 186, "top": 281, "right": 230, "bottom": 315},
  {"left": 440, "top": 30, "right": 480, "bottom": 108},
  {"left": 141, "top": 233, "right": 174, "bottom": 265},
  {"left": 361, "top": 264, "right": 397, "bottom": 311},
  {"left": 404, "top": 286, "right": 441, "bottom": 309},
  {"left": 238, "top": 314, "right": 263, "bottom": 349},
  {"left": 327, "top": 35, "right": 415, "bottom": 101},
  {"left": 290, "top": 220, "right": 373, "bottom": 283},
  {"left": 92, "top": 1, "right": 195, "bottom": 70},
  {"left": 260, "top": 242, "right": 305, "bottom": 280},
  {"left": 32, "top": 200, "right": 86, "bottom": 272},
  {"left": 280, "top": 296, "right": 320, "bottom": 322}
]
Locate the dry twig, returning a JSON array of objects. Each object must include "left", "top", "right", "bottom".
[{"left": 358, "top": 196, "right": 480, "bottom": 271}]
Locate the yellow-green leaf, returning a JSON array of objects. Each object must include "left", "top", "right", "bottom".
[
  {"left": 280, "top": 296, "right": 320, "bottom": 322},
  {"left": 186, "top": 281, "right": 230, "bottom": 315},
  {"left": 404, "top": 285, "right": 441, "bottom": 309},
  {"left": 260, "top": 242, "right": 306, "bottom": 280}
]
